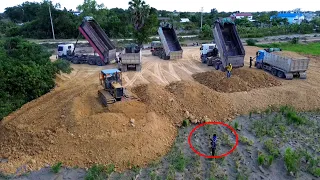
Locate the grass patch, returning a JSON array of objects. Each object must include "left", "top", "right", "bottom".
[
  {"left": 239, "top": 135, "right": 254, "bottom": 146},
  {"left": 182, "top": 119, "right": 190, "bottom": 127},
  {"left": 267, "top": 155, "right": 274, "bottom": 167},
  {"left": 280, "top": 106, "right": 306, "bottom": 125},
  {"left": 258, "top": 153, "right": 265, "bottom": 166},
  {"left": 51, "top": 162, "right": 62, "bottom": 173},
  {"left": 85, "top": 164, "right": 107, "bottom": 180},
  {"left": 258, "top": 42, "right": 320, "bottom": 56},
  {"left": 264, "top": 139, "right": 280, "bottom": 157},
  {"left": 284, "top": 148, "right": 301, "bottom": 175}
]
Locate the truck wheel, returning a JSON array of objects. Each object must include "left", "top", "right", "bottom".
[
  {"left": 271, "top": 68, "right": 278, "bottom": 76},
  {"left": 257, "top": 63, "right": 263, "bottom": 69},
  {"left": 96, "top": 60, "right": 105, "bottom": 66},
  {"left": 277, "top": 71, "right": 285, "bottom": 78},
  {"left": 88, "top": 58, "right": 96, "bottom": 65},
  {"left": 219, "top": 64, "right": 225, "bottom": 72},
  {"left": 136, "top": 65, "right": 142, "bottom": 71},
  {"left": 215, "top": 63, "right": 219, "bottom": 70},
  {"left": 122, "top": 65, "right": 128, "bottom": 72},
  {"left": 72, "top": 58, "right": 79, "bottom": 64}
]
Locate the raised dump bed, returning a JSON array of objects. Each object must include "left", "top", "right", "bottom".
[
  {"left": 79, "top": 16, "right": 116, "bottom": 65},
  {"left": 212, "top": 18, "right": 245, "bottom": 70},
  {"left": 157, "top": 23, "right": 183, "bottom": 60},
  {"left": 118, "top": 44, "right": 141, "bottom": 71}
]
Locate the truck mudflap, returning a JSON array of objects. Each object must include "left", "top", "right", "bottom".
[{"left": 299, "top": 72, "right": 307, "bottom": 79}]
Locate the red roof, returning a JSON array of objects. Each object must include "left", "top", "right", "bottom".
[{"left": 235, "top": 13, "right": 252, "bottom": 16}]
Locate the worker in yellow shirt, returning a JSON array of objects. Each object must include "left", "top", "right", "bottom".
[{"left": 226, "top": 63, "right": 232, "bottom": 78}]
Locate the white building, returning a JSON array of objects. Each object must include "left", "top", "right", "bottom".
[
  {"left": 180, "top": 18, "right": 190, "bottom": 23},
  {"left": 230, "top": 13, "right": 253, "bottom": 21}
]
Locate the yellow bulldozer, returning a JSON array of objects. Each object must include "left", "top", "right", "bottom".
[{"left": 98, "top": 69, "right": 136, "bottom": 106}]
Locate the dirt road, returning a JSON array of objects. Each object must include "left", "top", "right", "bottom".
[{"left": 1, "top": 46, "right": 320, "bottom": 175}]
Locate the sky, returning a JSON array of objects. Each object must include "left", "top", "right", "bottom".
[{"left": 1, "top": 0, "right": 319, "bottom": 13}]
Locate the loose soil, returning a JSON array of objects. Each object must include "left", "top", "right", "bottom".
[
  {"left": 1, "top": 46, "right": 320, "bottom": 178},
  {"left": 192, "top": 69, "right": 281, "bottom": 93}
]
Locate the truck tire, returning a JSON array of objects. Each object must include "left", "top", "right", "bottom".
[
  {"left": 277, "top": 71, "right": 285, "bottom": 78},
  {"left": 72, "top": 58, "right": 80, "bottom": 64},
  {"left": 215, "top": 63, "right": 219, "bottom": 70},
  {"left": 271, "top": 68, "right": 278, "bottom": 76},
  {"left": 96, "top": 59, "right": 105, "bottom": 66},
  {"left": 122, "top": 65, "right": 128, "bottom": 72},
  {"left": 256, "top": 63, "right": 262, "bottom": 69},
  {"left": 88, "top": 58, "right": 96, "bottom": 65},
  {"left": 165, "top": 56, "right": 170, "bottom": 60},
  {"left": 207, "top": 59, "right": 213, "bottom": 66},
  {"left": 136, "top": 64, "right": 142, "bottom": 71},
  {"left": 219, "top": 64, "right": 225, "bottom": 72}
]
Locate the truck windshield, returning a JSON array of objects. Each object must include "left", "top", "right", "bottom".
[{"left": 58, "top": 46, "right": 63, "bottom": 51}]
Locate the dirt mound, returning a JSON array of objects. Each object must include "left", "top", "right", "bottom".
[
  {"left": 132, "top": 81, "right": 234, "bottom": 123},
  {"left": 273, "top": 51, "right": 308, "bottom": 59},
  {"left": 0, "top": 76, "right": 176, "bottom": 174},
  {"left": 192, "top": 69, "right": 281, "bottom": 93}
]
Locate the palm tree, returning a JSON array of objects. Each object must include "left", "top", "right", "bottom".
[{"left": 128, "top": 0, "right": 150, "bottom": 31}]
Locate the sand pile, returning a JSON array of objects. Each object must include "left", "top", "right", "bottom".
[
  {"left": 192, "top": 69, "right": 281, "bottom": 93},
  {"left": 132, "top": 81, "right": 234, "bottom": 123},
  {"left": 0, "top": 80, "right": 176, "bottom": 174},
  {"left": 273, "top": 51, "right": 308, "bottom": 59}
]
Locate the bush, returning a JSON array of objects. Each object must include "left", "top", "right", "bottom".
[
  {"left": 51, "top": 162, "right": 62, "bottom": 173},
  {"left": 182, "top": 119, "right": 190, "bottom": 127},
  {"left": 284, "top": 148, "right": 300, "bottom": 174},
  {"left": 264, "top": 139, "right": 280, "bottom": 157},
  {"left": 246, "top": 39, "right": 257, "bottom": 46},
  {"left": 53, "top": 59, "right": 73, "bottom": 74},
  {"left": 291, "top": 37, "right": 299, "bottom": 44},
  {"left": 258, "top": 153, "right": 265, "bottom": 165},
  {"left": 85, "top": 164, "right": 107, "bottom": 180},
  {"left": 0, "top": 37, "right": 62, "bottom": 120}
]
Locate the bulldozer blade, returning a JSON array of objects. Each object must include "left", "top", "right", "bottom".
[
  {"left": 98, "top": 89, "right": 116, "bottom": 106},
  {"left": 123, "top": 89, "right": 139, "bottom": 100}
]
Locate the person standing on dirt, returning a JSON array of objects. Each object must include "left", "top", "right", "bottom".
[
  {"left": 226, "top": 63, "right": 232, "bottom": 78},
  {"left": 211, "top": 134, "right": 217, "bottom": 156},
  {"left": 249, "top": 57, "right": 253, "bottom": 68}
]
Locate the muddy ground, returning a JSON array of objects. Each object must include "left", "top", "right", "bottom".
[{"left": 1, "top": 46, "right": 320, "bottom": 179}]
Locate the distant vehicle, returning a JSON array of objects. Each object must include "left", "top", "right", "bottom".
[
  {"left": 200, "top": 43, "right": 219, "bottom": 65},
  {"left": 118, "top": 44, "right": 142, "bottom": 72},
  {"left": 58, "top": 16, "right": 117, "bottom": 66},
  {"left": 150, "top": 41, "right": 163, "bottom": 56},
  {"left": 255, "top": 50, "right": 310, "bottom": 79},
  {"left": 155, "top": 22, "right": 183, "bottom": 60},
  {"left": 206, "top": 17, "right": 245, "bottom": 71}
]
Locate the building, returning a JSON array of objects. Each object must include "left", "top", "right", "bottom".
[
  {"left": 72, "top": 11, "right": 81, "bottom": 16},
  {"left": 180, "top": 18, "right": 190, "bottom": 23},
  {"left": 272, "top": 13, "right": 305, "bottom": 24},
  {"left": 230, "top": 13, "right": 253, "bottom": 21},
  {"left": 304, "top": 13, "right": 317, "bottom": 22}
]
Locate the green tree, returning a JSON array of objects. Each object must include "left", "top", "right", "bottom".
[
  {"left": 128, "top": 0, "right": 157, "bottom": 46},
  {"left": 199, "top": 24, "right": 212, "bottom": 39}
]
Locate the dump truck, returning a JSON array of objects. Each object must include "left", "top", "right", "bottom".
[
  {"left": 58, "top": 16, "right": 117, "bottom": 66},
  {"left": 208, "top": 17, "right": 245, "bottom": 71},
  {"left": 118, "top": 44, "right": 142, "bottom": 72},
  {"left": 255, "top": 50, "right": 310, "bottom": 79},
  {"left": 98, "top": 69, "right": 137, "bottom": 106},
  {"left": 156, "top": 22, "right": 183, "bottom": 60}
]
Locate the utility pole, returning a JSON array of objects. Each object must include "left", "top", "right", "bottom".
[
  {"left": 49, "top": 3, "right": 55, "bottom": 40},
  {"left": 200, "top": 7, "right": 204, "bottom": 30}
]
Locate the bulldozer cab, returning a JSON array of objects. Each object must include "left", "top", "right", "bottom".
[{"left": 100, "top": 69, "right": 122, "bottom": 89}]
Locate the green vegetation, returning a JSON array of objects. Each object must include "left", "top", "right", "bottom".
[
  {"left": 267, "top": 155, "right": 274, "bottom": 166},
  {"left": 85, "top": 164, "right": 108, "bottom": 180},
  {"left": 246, "top": 39, "right": 257, "bottom": 46},
  {"left": 259, "top": 42, "right": 320, "bottom": 56},
  {"left": 234, "top": 121, "right": 239, "bottom": 130},
  {"left": 172, "top": 151, "right": 187, "bottom": 172},
  {"left": 264, "top": 139, "right": 280, "bottom": 157},
  {"left": 239, "top": 135, "right": 254, "bottom": 146},
  {"left": 182, "top": 119, "right": 190, "bottom": 127},
  {"left": 284, "top": 148, "right": 300, "bottom": 175},
  {"left": 53, "top": 59, "right": 73, "bottom": 74},
  {"left": 280, "top": 106, "right": 306, "bottom": 125},
  {"left": 258, "top": 153, "right": 265, "bottom": 166},
  {"left": 0, "top": 37, "right": 72, "bottom": 120},
  {"left": 51, "top": 162, "right": 62, "bottom": 173}
]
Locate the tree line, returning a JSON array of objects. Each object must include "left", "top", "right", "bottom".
[{"left": 1, "top": 0, "right": 320, "bottom": 41}]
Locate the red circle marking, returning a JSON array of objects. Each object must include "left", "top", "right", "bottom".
[{"left": 188, "top": 122, "right": 239, "bottom": 158}]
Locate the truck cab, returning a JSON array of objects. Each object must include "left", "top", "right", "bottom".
[
  {"left": 57, "top": 44, "right": 75, "bottom": 57},
  {"left": 200, "top": 44, "right": 218, "bottom": 63}
]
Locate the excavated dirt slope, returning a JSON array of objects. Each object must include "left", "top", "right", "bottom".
[
  {"left": 192, "top": 69, "right": 282, "bottom": 93},
  {"left": 1, "top": 46, "right": 320, "bottom": 175}
]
